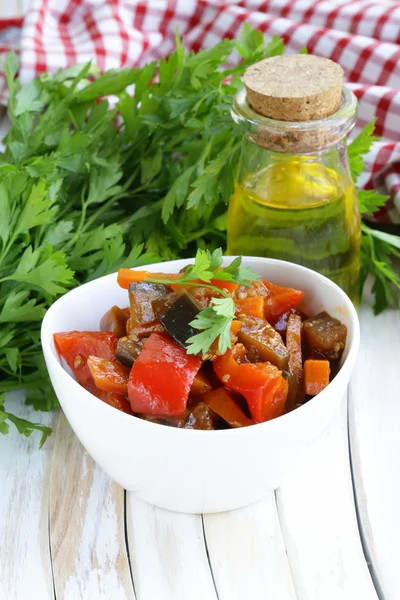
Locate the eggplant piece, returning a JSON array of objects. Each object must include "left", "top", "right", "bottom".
[
  {"left": 160, "top": 291, "right": 201, "bottom": 348},
  {"left": 285, "top": 313, "right": 305, "bottom": 410},
  {"left": 129, "top": 282, "right": 170, "bottom": 327},
  {"left": 152, "top": 291, "right": 182, "bottom": 320},
  {"left": 303, "top": 311, "right": 347, "bottom": 360},
  {"left": 115, "top": 335, "right": 144, "bottom": 367},
  {"left": 186, "top": 286, "right": 216, "bottom": 308},
  {"left": 184, "top": 402, "right": 218, "bottom": 430},
  {"left": 100, "top": 305, "right": 129, "bottom": 338},
  {"left": 238, "top": 316, "right": 289, "bottom": 370},
  {"left": 128, "top": 322, "right": 164, "bottom": 338},
  {"left": 139, "top": 412, "right": 189, "bottom": 428}
]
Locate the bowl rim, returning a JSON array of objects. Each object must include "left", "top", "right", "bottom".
[{"left": 41, "top": 256, "right": 360, "bottom": 436}]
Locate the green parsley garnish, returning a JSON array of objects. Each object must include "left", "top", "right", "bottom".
[
  {"left": 186, "top": 297, "right": 236, "bottom": 356},
  {"left": 145, "top": 249, "right": 259, "bottom": 356}
]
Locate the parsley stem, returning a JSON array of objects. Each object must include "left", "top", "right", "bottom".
[
  {"left": 145, "top": 278, "right": 231, "bottom": 298},
  {"left": 184, "top": 228, "right": 225, "bottom": 244},
  {"left": 63, "top": 186, "right": 88, "bottom": 251}
]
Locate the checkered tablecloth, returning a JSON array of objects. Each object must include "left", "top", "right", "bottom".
[{"left": 1, "top": 0, "right": 399, "bottom": 223}]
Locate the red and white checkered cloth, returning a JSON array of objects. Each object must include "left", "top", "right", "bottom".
[{"left": 1, "top": 0, "right": 399, "bottom": 223}]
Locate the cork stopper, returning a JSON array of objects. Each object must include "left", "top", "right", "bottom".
[{"left": 243, "top": 54, "right": 344, "bottom": 122}]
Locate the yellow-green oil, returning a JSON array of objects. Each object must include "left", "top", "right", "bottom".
[{"left": 227, "top": 158, "right": 361, "bottom": 304}]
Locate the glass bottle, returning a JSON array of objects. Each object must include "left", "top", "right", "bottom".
[{"left": 227, "top": 86, "right": 360, "bottom": 305}]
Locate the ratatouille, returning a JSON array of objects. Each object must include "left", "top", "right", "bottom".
[{"left": 54, "top": 251, "right": 347, "bottom": 430}]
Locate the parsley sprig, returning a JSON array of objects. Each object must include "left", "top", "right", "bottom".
[
  {"left": 186, "top": 297, "right": 236, "bottom": 356},
  {"left": 145, "top": 249, "right": 259, "bottom": 356},
  {"left": 348, "top": 120, "right": 400, "bottom": 313}
]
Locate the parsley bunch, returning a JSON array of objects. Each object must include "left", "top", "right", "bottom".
[{"left": 0, "top": 25, "right": 398, "bottom": 444}]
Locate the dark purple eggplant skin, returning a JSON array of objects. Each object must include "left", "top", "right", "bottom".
[
  {"left": 115, "top": 335, "right": 144, "bottom": 367},
  {"left": 160, "top": 291, "right": 201, "bottom": 348}
]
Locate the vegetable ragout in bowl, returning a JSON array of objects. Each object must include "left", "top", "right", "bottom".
[{"left": 53, "top": 249, "right": 348, "bottom": 430}]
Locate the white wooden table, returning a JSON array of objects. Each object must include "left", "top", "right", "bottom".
[{"left": 1, "top": 300, "right": 399, "bottom": 600}]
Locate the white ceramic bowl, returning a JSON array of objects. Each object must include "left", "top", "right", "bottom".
[{"left": 41, "top": 257, "right": 359, "bottom": 514}]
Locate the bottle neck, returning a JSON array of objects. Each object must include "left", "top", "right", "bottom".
[{"left": 232, "top": 87, "right": 358, "bottom": 155}]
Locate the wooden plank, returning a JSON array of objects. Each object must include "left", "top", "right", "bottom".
[
  {"left": 203, "top": 494, "right": 297, "bottom": 600},
  {"left": 0, "top": 390, "right": 57, "bottom": 600},
  {"left": 49, "top": 413, "right": 135, "bottom": 600},
  {"left": 126, "top": 495, "right": 218, "bottom": 600},
  {"left": 276, "top": 397, "right": 378, "bottom": 600},
  {"left": 349, "top": 304, "right": 400, "bottom": 600}
]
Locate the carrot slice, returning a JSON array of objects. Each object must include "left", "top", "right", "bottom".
[
  {"left": 118, "top": 269, "right": 239, "bottom": 294},
  {"left": 304, "top": 359, "right": 330, "bottom": 396},
  {"left": 230, "top": 320, "right": 243, "bottom": 336},
  {"left": 286, "top": 314, "right": 305, "bottom": 409},
  {"left": 117, "top": 269, "right": 180, "bottom": 289},
  {"left": 234, "top": 296, "right": 264, "bottom": 319},
  {"left": 203, "top": 387, "right": 254, "bottom": 428},
  {"left": 87, "top": 356, "right": 130, "bottom": 394}
]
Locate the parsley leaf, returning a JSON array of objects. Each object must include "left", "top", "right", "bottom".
[
  {"left": 178, "top": 249, "right": 259, "bottom": 290},
  {"left": 358, "top": 189, "right": 388, "bottom": 214},
  {"left": 360, "top": 224, "right": 400, "bottom": 314},
  {"left": 186, "top": 298, "right": 235, "bottom": 356},
  {"left": 0, "top": 393, "right": 52, "bottom": 447},
  {"left": 348, "top": 120, "right": 379, "bottom": 180}
]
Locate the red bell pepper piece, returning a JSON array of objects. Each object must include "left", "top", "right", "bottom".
[
  {"left": 262, "top": 280, "right": 305, "bottom": 322},
  {"left": 87, "top": 356, "right": 130, "bottom": 394},
  {"left": 128, "top": 332, "right": 202, "bottom": 416},
  {"left": 54, "top": 331, "right": 117, "bottom": 388},
  {"left": 213, "top": 345, "right": 288, "bottom": 423},
  {"left": 84, "top": 379, "right": 109, "bottom": 402},
  {"left": 104, "top": 392, "right": 133, "bottom": 415}
]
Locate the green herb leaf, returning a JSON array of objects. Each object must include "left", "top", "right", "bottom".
[
  {"left": 358, "top": 189, "right": 388, "bottom": 214},
  {"left": 360, "top": 223, "right": 400, "bottom": 314},
  {"left": 186, "top": 297, "right": 235, "bottom": 356},
  {"left": 348, "top": 120, "right": 379, "bottom": 180},
  {"left": 6, "top": 412, "right": 52, "bottom": 448}
]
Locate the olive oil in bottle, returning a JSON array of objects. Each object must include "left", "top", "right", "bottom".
[
  {"left": 228, "top": 55, "right": 361, "bottom": 304},
  {"left": 228, "top": 158, "right": 360, "bottom": 304}
]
